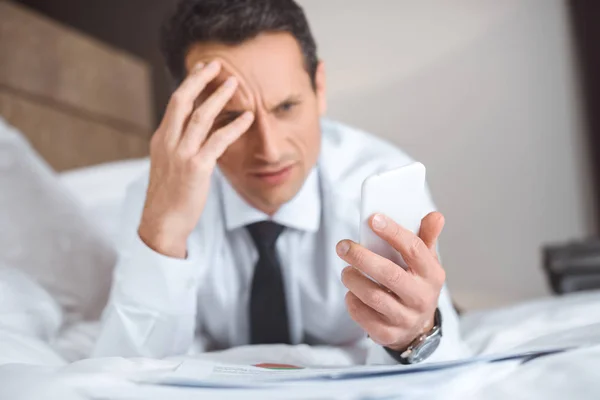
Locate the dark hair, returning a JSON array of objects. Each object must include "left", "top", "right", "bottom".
[{"left": 160, "top": 0, "right": 318, "bottom": 87}]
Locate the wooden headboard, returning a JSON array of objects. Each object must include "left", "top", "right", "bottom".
[{"left": 0, "top": 1, "right": 152, "bottom": 171}]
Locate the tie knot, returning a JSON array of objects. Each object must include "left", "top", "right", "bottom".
[{"left": 246, "top": 221, "right": 285, "bottom": 251}]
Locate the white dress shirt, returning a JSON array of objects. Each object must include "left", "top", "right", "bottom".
[{"left": 92, "top": 119, "right": 466, "bottom": 364}]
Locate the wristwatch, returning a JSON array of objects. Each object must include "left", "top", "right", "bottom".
[{"left": 384, "top": 308, "right": 443, "bottom": 365}]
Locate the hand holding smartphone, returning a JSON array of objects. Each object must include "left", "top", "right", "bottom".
[{"left": 343, "top": 162, "right": 445, "bottom": 359}]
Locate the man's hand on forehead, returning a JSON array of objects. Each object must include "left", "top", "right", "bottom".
[
  {"left": 138, "top": 59, "right": 255, "bottom": 259},
  {"left": 193, "top": 58, "right": 244, "bottom": 101}
]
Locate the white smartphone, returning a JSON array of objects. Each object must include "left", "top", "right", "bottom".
[{"left": 359, "top": 162, "right": 430, "bottom": 269}]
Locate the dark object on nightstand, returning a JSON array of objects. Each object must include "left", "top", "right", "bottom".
[{"left": 543, "top": 240, "right": 600, "bottom": 294}]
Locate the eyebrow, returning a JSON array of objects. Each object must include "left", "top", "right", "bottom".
[{"left": 219, "top": 95, "right": 303, "bottom": 118}]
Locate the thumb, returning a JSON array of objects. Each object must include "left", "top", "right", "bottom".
[{"left": 418, "top": 211, "right": 445, "bottom": 253}]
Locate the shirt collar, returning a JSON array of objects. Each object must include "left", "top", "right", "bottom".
[{"left": 220, "top": 167, "right": 321, "bottom": 233}]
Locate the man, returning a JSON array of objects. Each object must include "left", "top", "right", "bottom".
[{"left": 93, "top": 0, "right": 465, "bottom": 364}]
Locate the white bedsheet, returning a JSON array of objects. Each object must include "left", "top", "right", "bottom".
[
  {"left": 467, "top": 345, "right": 600, "bottom": 399},
  {"left": 0, "top": 357, "right": 523, "bottom": 400},
  {"left": 461, "top": 290, "right": 600, "bottom": 353},
  {"left": 0, "top": 344, "right": 598, "bottom": 399},
  {"left": 1, "top": 266, "right": 598, "bottom": 399}
]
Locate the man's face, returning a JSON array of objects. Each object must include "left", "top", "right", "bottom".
[{"left": 185, "top": 33, "right": 327, "bottom": 215}]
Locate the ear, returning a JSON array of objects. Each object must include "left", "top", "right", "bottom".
[{"left": 314, "top": 61, "right": 327, "bottom": 116}]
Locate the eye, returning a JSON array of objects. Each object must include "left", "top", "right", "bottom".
[
  {"left": 276, "top": 101, "right": 298, "bottom": 113},
  {"left": 280, "top": 102, "right": 294, "bottom": 112}
]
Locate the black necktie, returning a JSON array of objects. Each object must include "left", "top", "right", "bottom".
[{"left": 246, "top": 221, "right": 291, "bottom": 344}]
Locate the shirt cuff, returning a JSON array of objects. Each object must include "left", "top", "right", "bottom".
[{"left": 112, "top": 232, "right": 204, "bottom": 315}]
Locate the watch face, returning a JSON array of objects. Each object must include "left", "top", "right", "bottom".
[{"left": 408, "top": 335, "right": 442, "bottom": 364}]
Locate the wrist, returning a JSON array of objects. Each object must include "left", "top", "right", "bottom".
[{"left": 387, "top": 315, "right": 436, "bottom": 352}]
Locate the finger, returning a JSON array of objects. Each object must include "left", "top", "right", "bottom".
[
  {"left": 418, "top": 212, "right": 445, "bottom": 253},
  {"left": 341, "top": 266, "right": 411, "bottom": 325},
  {"left": 345, "top": 292, "right": 401, "bottom": 347},
  {"left": 196, "top": 111, "right": 254, "bottom": 163},
  {"left": 369, "top": 213, "right": 437, "bottom": 279},
  {"left": 337, "top": 240, "right": 416, "bottom": 299},
  {"left": 178, "top": 76, "right": 239, "bottom": 153},
  {"left": 162, "top": 60, "right": 222, "bottom": 146}
]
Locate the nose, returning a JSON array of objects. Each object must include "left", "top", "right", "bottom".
[{"left": 252, "top": 113, "right": 284, "bottom": 163}]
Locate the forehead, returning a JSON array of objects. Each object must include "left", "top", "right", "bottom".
[{"left": 184, "top": 33, "right": 311, "bottom": 107}]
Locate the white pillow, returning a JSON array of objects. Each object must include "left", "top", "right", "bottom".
[
  {"left": 59, "top": 158, "right": 149, "bottom": 246},
  {"left": 0, "top": 118, "right": 116, "bottom": 324},
  {"left": 0, "top": 266, "right": 66, "bottom": 366},
  {"left": 0, "top": 266, "right": 62, "bottom": 340}
]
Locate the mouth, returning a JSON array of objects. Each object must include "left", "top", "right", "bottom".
[{"left": 250, "top": 163, "right": 297, "bottom": 186}]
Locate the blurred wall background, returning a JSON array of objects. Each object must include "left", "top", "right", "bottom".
[
  {"left": 11, "top": 0, "right": 598, "bottom": 309},
  {"left": 298, "top": 0, "right": 595, "bottom": 309}
]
